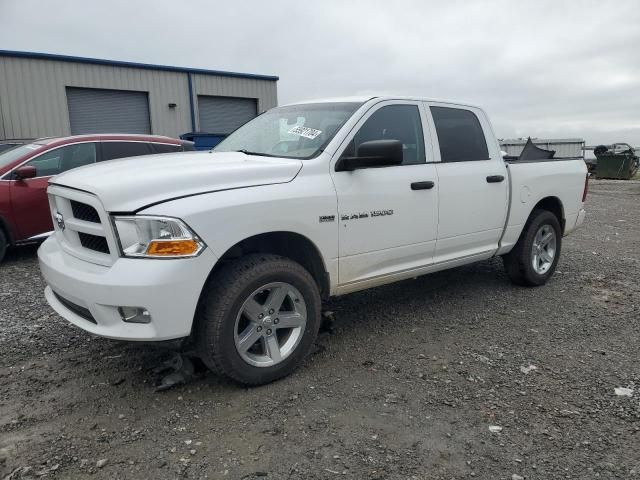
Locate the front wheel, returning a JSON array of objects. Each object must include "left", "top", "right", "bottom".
[
  {"left": 503, "top": 209, "right": 562, "bottom": 286},
  {"left": 195, "top": 254, "right": 322, "bottom": 386}
]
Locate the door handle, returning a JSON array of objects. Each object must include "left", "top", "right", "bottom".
[
  {"left": 486, "top": 175, "right": 505, "bottom": 183},
  {"left": 411, "top": 181, "right": 435, "bottom": 190}
]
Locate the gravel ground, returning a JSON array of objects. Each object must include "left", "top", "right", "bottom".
[{"left": 1, "top": 180, "right": 639, "bottom": 480}]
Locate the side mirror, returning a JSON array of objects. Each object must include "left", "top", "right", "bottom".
[
  {"left": 336, "top": 139, "right": 403, "bottom": 172},
  {"left": 14, "top": 166, "right": 37, "bottom": 180}
]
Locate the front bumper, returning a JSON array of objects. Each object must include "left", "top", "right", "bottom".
[{"left": 38, "top": 236, "right": 217, "bottom": 341}]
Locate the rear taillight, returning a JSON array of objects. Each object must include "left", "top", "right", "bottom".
[{"left": 582, "top": 173, "right": 589, "bottom": 202}]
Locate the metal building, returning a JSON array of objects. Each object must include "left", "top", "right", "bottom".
[
  {"left": 499, "top": 138, "right": 585, "bottom": 160},
  {"left": 0, "top": 50, "right": 278, "bottom": 140}
]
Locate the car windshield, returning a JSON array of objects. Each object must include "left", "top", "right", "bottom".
[
  {"left": 214, "top": 102, "right": 362, "bottom": 159},
  {"left": 0, "top": 144, "right": 43, "bottom": 170}
]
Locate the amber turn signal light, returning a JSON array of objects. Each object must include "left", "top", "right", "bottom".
[{"left": 146, "top": 239, "right": 200, "bottom": 256}]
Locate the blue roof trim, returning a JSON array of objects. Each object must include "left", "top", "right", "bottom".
[{"left": 0, "top": 50, "right": 279, "bottom": 82}]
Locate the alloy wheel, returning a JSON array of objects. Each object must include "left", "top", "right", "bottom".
[
  {"left": 234, "top": 282, "right": 307, "bottom": 367},
  {"left": 531, "top": 224, "right": 556, "bottom": 275}
]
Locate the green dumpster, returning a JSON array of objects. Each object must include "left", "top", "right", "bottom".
[{"left": 594, "top": 144, "right": 639, "bottom": 180}]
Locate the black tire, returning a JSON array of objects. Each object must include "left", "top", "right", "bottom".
[
  {"left": 503, "top": 209, "right": 562, "bottom": 286},
  {"left": 0, "top": 229, "right": 7, "bottom": 263},
  {"left": 195, "top": 254, "right": 322, "bottom": 386}
]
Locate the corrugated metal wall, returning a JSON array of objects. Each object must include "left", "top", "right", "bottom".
[
  {"left": 0, "top": 55, "right": 278, "bottom": 139},
  {"left": 500, "top": 139, "right": 585, "bottom": 159}
]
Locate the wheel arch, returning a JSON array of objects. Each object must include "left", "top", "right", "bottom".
[
  {"left": 530, "top": 196, "right": 565, "bottom": 233},
  {"left": 205, "top": 231, "right": 330, "bottom": 300}
]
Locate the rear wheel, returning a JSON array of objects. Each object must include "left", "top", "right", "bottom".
[
  {"left": 503, "top": 209, "right": 562, "bottom": 286},
  {"left": 0, "top": 229, "right": 7, "bottom": 263},
  {"left": 196, "top": 254, "right": 322, "bottom": 386}
]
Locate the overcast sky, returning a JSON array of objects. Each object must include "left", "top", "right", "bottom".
[{"left": 1, "top": 0, "right": 638, "bottom": 146}]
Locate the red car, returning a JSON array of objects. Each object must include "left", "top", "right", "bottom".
[{"left": 0, "top": 134, "right": 194, "bottom": 261}]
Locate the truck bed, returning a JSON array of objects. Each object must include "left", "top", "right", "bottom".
[{"left": 497, "top": 158, "right": 587, "bottom": 255}]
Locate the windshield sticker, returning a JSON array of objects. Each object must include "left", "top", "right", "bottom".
[{"left": 288, "top": 126, "right": 322, "bottom": 140}]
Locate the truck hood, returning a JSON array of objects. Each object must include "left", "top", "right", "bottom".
[{"left": 50, "top": 151, "right": 303, "bottom": 212}]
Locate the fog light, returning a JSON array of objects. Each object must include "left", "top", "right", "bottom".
[{"left": 118, "top": 306, "right": 151, "bottom": 324}]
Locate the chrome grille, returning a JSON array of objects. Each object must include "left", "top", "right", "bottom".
[
  {"left": 48, "top": 185, "right": 118, "bottom": 266},
  {"left": 71, "top": 200, "right": 100, "bottom": 223},
  {"left": 78, "top": 232, "right": 110, "bottom": 254}
]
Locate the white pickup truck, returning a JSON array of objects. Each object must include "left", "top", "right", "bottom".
[{"left": 38, "top": 96, "right": 588, "bottom": 385}]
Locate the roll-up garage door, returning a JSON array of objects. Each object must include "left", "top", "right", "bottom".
[
  {"left": 66, "top": 87, "right": 151, "bottom": 135},
  {"left": 197, "top": 96, "right": 257, "bottom": 134}
]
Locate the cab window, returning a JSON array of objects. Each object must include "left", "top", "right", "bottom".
[
  {"left": 430, "top": 107, "right": 489, "bottom": 162},
  {"left": 343, "top": 104, "right": 426, "bottom": 165},
  {"left": 23, "top": 143, "right": 97, "bottom": 177}
]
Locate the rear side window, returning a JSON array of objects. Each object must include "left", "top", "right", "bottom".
[
  {"left": 151, "top": 143, "right": 182, "bottom": 154},
  {"left": 101, "top": 142, "right": 152, "bottom": 161},
  {"left": 430, "top": 107, "right": 489, "bottom": 162},
  {"left": 344, "top": 104, "right": 426, "bottom": 165}
]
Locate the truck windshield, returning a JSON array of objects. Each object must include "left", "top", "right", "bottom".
[{"left": 214, "top": 102, "right": 362, "bottom": 159}]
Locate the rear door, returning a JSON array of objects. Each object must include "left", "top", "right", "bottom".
[
  {"left": 331, "top": 101, "right": 439, "bottom": 286},
  {"left": 10, "top": 142, "right": 97, "bottom": 239},
  {"left": 425, "top": 104, "right": 508, "bottom": 262}
]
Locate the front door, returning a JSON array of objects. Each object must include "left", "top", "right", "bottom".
[
  {"left": 10, "top": 142, "right": 97, "bottom": 240},
  {"left": 331, "top": 101, "right": 439, "bottom": 286}
]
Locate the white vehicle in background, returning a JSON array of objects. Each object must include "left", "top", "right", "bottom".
[{"left": 38, "top": 96, "right": 588, "bottom": 385}]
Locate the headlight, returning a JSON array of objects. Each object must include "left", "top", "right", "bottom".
[{"left": 112, "top": 216, "right": 205, "bottom": 258}]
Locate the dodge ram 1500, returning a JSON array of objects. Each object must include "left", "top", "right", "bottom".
[{"left": 38, "top": 96, "right": 588, "bottom": 385}]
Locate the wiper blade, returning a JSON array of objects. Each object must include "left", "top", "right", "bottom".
[
  {"left": 235, "top": 149, "right": 263, "bottom": 156},
  {"left": 235, "top": 149, "right": 281, "bottom": 158}
]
